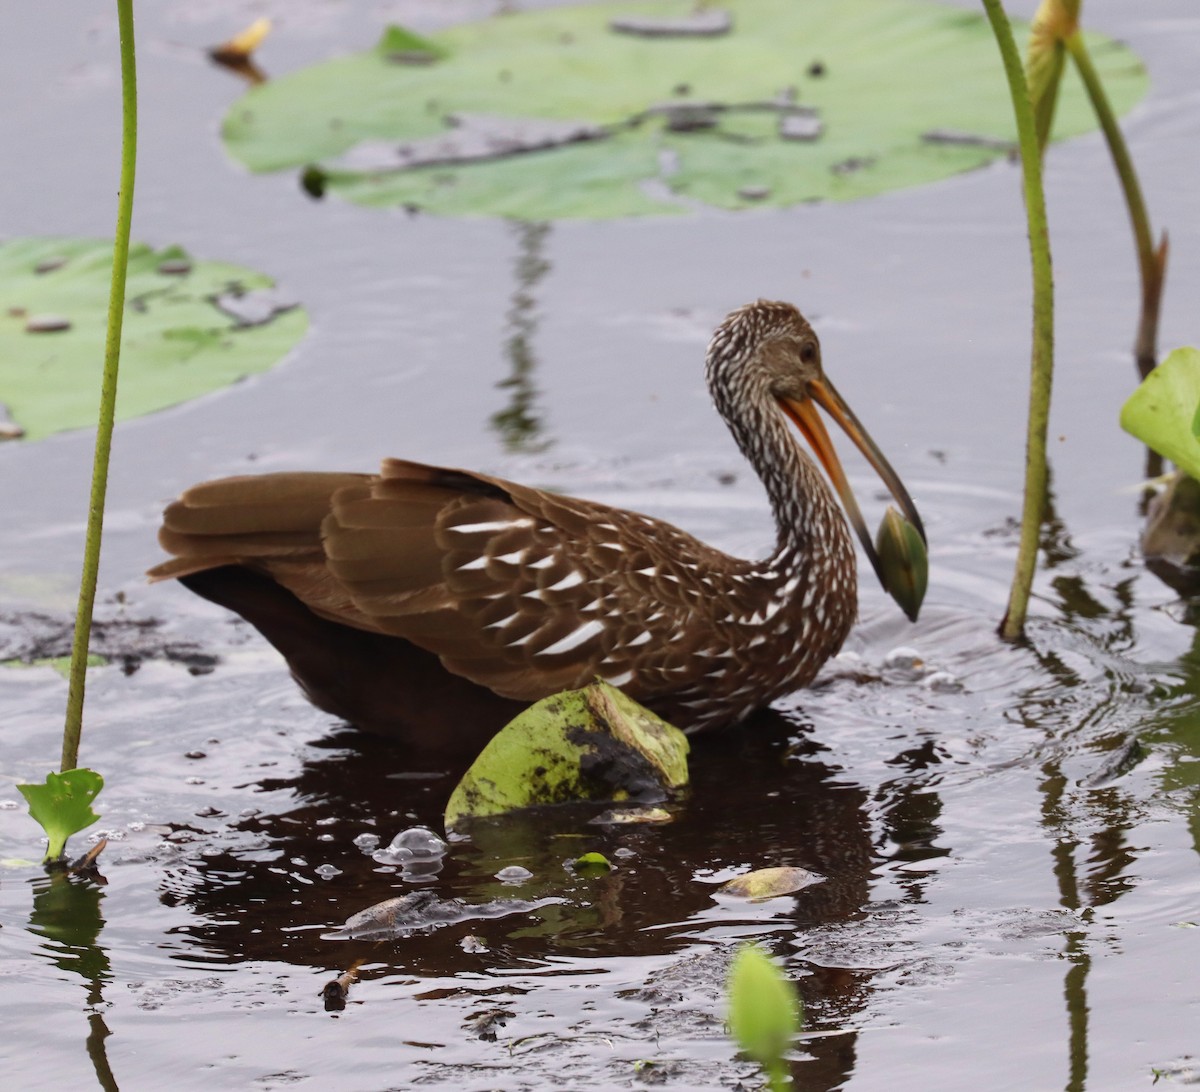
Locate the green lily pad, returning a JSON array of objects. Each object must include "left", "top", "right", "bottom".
[
  {"left": 1120, "top": 347, "right": 1200, "bottom": 480},
  {"left": 222, "top": 0, "right": 1146, "bottom": 219},
  {"left": 444, "top": 681, "right": 689, "bottom": 831},
  {"left": 17, "top": 768, "right": 104, "bottom": 862},
  {"left": 0, "top": 237, "right": 308, "bottom": 440}
]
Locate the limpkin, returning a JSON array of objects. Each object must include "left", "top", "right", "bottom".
[{"left": 149, "top": 300, "right": 924, "bottom": 751}]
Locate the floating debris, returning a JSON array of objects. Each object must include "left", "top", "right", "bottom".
[
  {"left": 24, "top": 314, "right": 71, "bottom": 333},
  {"left": 328, "top": 113, "right": 609, "bottom": 175},
  {"left": 156, "top": 256, "right": 193, "bottom": 276},
  {"left": 34, "top": 255, "right": 67, "bottom": 274},
  {"left": 327, "top": 889, "right": 560, "bottom": 941},
  {"left": 211, "top": 286, "right": 299, "bottom": 328},
  {"left": 718, "top": 866, "right": 823, "bottom": 900},
  {"left": 590, "top": 805, "right": 673, "bottom": 826},
  {"left": 610, "top": 10, "right": 732, "bottom": 38},
  {"left": 320, "top": 958, "right": 363, "bottom": 1011},
  {"left": 210, "top": 17, "right": 271, "bottom": 65},
  {"left": 779, "top": 110, "right": 824, "bottom": 142},
  {"left": 0, "top": 403, "right": 25, "bottom": 440},
  {"left": 922, "top": 129, "right": 1017, "bottom": 153},
  {"left": 464, "top": 1007, "right": 515, "bottom": 1041}
]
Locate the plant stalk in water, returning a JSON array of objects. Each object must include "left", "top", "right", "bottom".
[
  {"left": 62, "top": 0, "right": 138, "bottom": 771},
  {"left": 981, "top": 0, "right": 1055, "bottom": 642},
  {"left": 1062, "top": 29, "right": 1167, "bottom": 381}
]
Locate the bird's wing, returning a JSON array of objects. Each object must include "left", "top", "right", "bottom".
[{"left": 320, "top": 458, "right": 701, "bottom": 700}]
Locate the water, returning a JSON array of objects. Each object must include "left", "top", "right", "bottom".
[{"left": 3, "top": 1, "right": 1200, "bottom": 1088}]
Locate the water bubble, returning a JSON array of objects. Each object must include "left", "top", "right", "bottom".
[
  {"left": 922, "top": 671, "right": 962, "bottom": 693},
  {"left": 315, "top": 864, "right": 343, "bottom": 880},
  {"left": 495, "top": 865, "right": 533, "bottom": 884},
  {"left": 353, "top": 832, "right": 381, "bottom": 852},
  {"left": 884, "top": 646, "right": 925, "bottom": 675},
  {"left": 372, "top": 826, "right": 448, "bottom": 865}
]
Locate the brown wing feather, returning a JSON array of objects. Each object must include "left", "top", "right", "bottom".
[{"left": 150, "top": 458, "right": 745, "bottom": 705}]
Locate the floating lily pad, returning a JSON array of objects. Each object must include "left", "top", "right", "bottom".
[
  {"left": 222, "top": 0, "right": 1146, "bottom": 219},
  {"left": 0, "top": 237, "right": 307, "bottom": 440},
  {"left": 444, "top": 681, "right": 689, "bottom": 830}
]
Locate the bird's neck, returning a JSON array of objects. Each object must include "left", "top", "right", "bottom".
[{"left": 726, "top": 397, "right": 853, "bottom": 582}]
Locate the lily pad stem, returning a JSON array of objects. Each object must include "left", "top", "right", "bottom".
[
  {"left": 1063, "top": 30, "right": 1166, "bottom": 381},
  {"left": 980, "top": 0, "right": 1055, "bottom": 643},
  {"left": 62, "top": 0, "right": 137, "bottom": 772}
]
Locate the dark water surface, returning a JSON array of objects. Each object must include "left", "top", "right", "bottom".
[{"left": 3, "top": 1, "right": 1200, "bottom": 1088}]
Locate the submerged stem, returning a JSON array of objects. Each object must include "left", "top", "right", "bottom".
[
  {"left": 62, "top": 0, "right": 137, "bottom": 772},
  {"left": 980, "top": 0, "right": 1055, "bottom": 642}
]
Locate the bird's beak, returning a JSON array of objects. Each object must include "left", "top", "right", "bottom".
[{"left": 778, "top": 377, "right": 926, "bottom": 591}]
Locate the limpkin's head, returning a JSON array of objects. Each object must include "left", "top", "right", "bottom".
[{"left": 706, "top": 300, "right": 926, "bottom": 608}]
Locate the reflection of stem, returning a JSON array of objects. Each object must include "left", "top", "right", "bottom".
[
  {"left": 29, "top": 872, "right": 118, "bottom": 1088},
  {"left": 63, "top": 0, "right": 138, "bottom": 771},
  {"left": 87, "top": 1012, "right": 120, "bottom": 1092},
  {"left": 492, "top": 221, "right": 553, "bottom": 453},
  {"left": 981, "top": 1, "right": 1055, "bottom": 643},
  {"left": 1064, "top": 31, "right": 1168, "bottom": 381},
  {"left": 1039, "top": 765, "right": 1092, "bottom": 1092}
]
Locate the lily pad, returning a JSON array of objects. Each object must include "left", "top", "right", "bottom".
[
  {"left": 221, "top": 0, "right": 1146, "bottom": 219},
  {"left": 0, "top": 237, "right": 307, "bottom": 440},
  {"left": 1120, "top": 347, "right": 1200, "bottom": 480},
  {"left": 444, "top": 681, "right": 689, "bottom": 830}
]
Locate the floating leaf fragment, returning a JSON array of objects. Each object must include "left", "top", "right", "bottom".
[
  {"left": 443, "top": 681, "right": 689, "bottom": 830},
  {"left": 718, "top": 865, "right": 823, "bottom": 900}
]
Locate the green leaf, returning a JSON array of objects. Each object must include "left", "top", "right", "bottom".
[
  {"left": 220, "top": 0, "right": 1146, "bottom": 219},
  {"left": 444, "top": 681, "right": 689, "bottom": 830},
  {"left": 17, "top": 768, "right": 104, "bottom": 862},
  {"left": 1120, "top": 347, "right": 1200, "bottom": 479},
  {"left": 0, "top": 237, "right": 308, "bottom": 440},
  {"left": 726, "top": 945, "right": 802, "bottom": 1082}
]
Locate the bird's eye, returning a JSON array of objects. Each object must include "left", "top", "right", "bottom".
[{"left": 800, "top": 341, "right": 817, "bottom": 364}]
